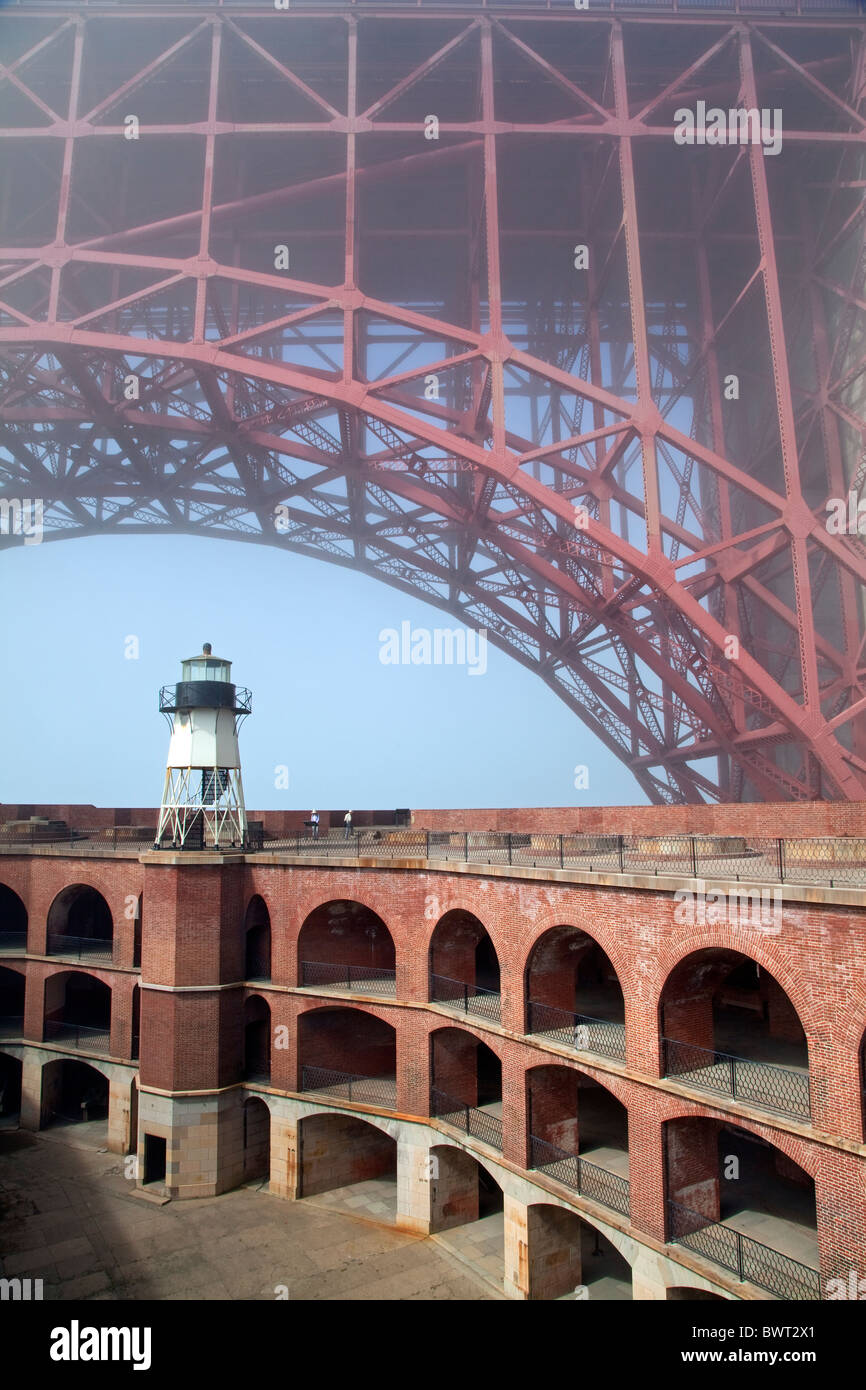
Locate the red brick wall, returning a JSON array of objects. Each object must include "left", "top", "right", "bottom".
[
  {"left": 7, "top": 799, "right": 866, "bottom": 838},
  {"left": 413, "top": 803, "right": 866, "bottom": 836},
  {"left": 298, "top": 1004, "right": 396, "bottom": 1081},
  {"left": 297, "top": 901, "right": 395, "bottom": 973}
]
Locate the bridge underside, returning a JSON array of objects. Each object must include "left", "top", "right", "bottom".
[{"left": 0, "top": 3, "right": 864, "bottom": 802}]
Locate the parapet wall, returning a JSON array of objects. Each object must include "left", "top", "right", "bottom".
[
  {"left": 4, "top": 801, "right": 866, "bottom": 839},
  {"left": 411, "top": 803, "right": 866, "bottom": 837}
]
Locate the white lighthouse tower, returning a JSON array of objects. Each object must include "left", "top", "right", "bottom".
[{"left": 155, "top": 643, "right": 252, "bottom": 850}]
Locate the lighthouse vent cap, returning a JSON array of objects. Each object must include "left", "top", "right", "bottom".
[{"left": 181, "top": 648, "right": 232, "bottom": 681}]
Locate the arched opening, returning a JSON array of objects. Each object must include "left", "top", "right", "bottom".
[
  {"left": 859, "top": 1028, "right": 866, "bottom": 1141},
  {"left": 47, "top": 885, "right": 113, "bottom": 963},
  {"left": 0, "top": 1051, "right": 22, "bottom": 1124},
  {"left": 429, "top": 910, "right": 500, "bottom": 1022},
  {"left": 525, "top": 926, "right": 625, "bottom": 1060},
  {"left": 299, "top": 1007, "right": 396, "bottom": 1107},
  {"left": 129, "top": 1078, "right": 138, "bottom": 1156},
  {"left": 298, "top": 1112, "right": 397, "bottom": 1221},
  {"left": 298, "top": 899, "right": 395, "bottom": 995},
  {"left": 0, "top": 965, "right": 25, "bottom": 1039},
  {"left": 0, "top": 884, "right": 27, "bottom": 951},
  {"left": 430, "top": 1028, "right": 502, "bottom": 1151},
  {"left": 44, "top": 972, "right": 111, "bottom": 1053},
  {"left": 41, "top": 1058, "right": 109, "bottom": 1134},
  {"left": 244, "top": 896, "right": 271, "bottom": 981},
  {"left": 243, "top": 1096, "right": 271, "bottom": 1183},
  {"left": 131, "top": 985, "right": 140, "bottom": 1061},
  {"left": 132, "top": 895, "right": 142, "bottom": 970},
  {"left": 525, "top": 1204, "right": 632, "bottom": 1300},
  {"left": 664, "top": 1118, "right": 820, "bottom": 1300},
  {"left": 428, "top": 1144, "right": 504, "bottom": 1288},
  {"left": 667, "top": 1286, "right": 727, "bottom": 1300},
  {"left": 243, "top": 995, "right": 271, "bottom": 1082},
  {"left": 527, "top": 1064, "right": 629, "bottom": 1217},
  {"left": 660, "top": 950, "right": 810, "bottom": 1119}
]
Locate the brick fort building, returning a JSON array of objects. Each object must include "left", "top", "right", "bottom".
[{"left": 1, "top": 794, "right": 866, "bottom": 1301}]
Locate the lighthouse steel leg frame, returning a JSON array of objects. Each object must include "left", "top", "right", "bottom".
[
  {"left": 155, "top": 766, "right": 247, "bottom": 851},
  {"left": 0, "top": 3, "right": 865, "bottom": 803}
]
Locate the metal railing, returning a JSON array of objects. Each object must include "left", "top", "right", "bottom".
[
  {"left": 5, "top": 825, "right": 866, "bottom": 889},
  {"left": 429, "top": 973, "right": 501, "bottom": 1022},
  {"left": 431, "top": 1087, "right": 503, "bottom": 1150},
  {"left": 529, "top": 1134, "right": 631, "bottom": 1217},
  {"left": 45, "top": 933, "right": 114, "bottom": 964},
  {"left": 0, "top": 1015, "right": 23, "bottom": 1039},
  {"left": 663, "top": 1037, "right": 811, "bottom": 1120},
  {"left": 300, "top": 1065, "right": 397, "bottom": 1108},
  {"left": 527, "top": 1000, "right": 626, "bottom": 1061},
  {"left": 0, "top": 826, "right": 154, "bottom": 850},
  {"left": 0, "top": 931, "right": 26, "bottom": 952},
  {"left": 667, "top": 1199, "right": 822, "bottom": 1300},
  {"left": 43, "top": 1020, "right": 111, "bottom": 1054},
  {"left": 244, "top": 955, "right": 271, "bottom": 981},
  {"left": 5, "top": 0, "right": 860, "bottom": 14},
  {"left": 244, "top": 829, "right": 866, "bottom": 889},
  {"left": 300, "top": 960, "right": 397, "bottom": 996}
]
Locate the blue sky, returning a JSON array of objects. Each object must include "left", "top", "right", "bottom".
[{"left": 0, "top": 531, "right": 648, "bottom": 811}]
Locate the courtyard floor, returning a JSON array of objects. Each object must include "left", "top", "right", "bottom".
[{"left": 0, "top": 1127, "right": 494, "bottom": 1301}]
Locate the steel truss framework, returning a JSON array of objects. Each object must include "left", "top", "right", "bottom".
[
  {"left": 155, "top": 763, "right": 247, "bottom": 849},
  {"left": 0, "top": 1, "right": 865, "bottom": 802}
]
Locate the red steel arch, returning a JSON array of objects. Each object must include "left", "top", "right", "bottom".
[{"left": 0, "top": 1, "right": 865, "bottom": 803}]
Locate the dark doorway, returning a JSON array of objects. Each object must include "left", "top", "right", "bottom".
[{"left": 143, "top": 1133, "right": 166, "bottom": 1184}]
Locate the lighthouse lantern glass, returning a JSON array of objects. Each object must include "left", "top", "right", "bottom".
[{"left": 182, "top": 657, "right": 230, "bottom": 682}]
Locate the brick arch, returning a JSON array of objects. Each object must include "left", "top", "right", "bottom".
[
  {"left": 427, "top": 906, "right": 502, "bottom": 1004},
  {"left": 426, "top": 1019, "right": 503, "bottom": 1059},
  {"left": 518, "top": 911, "right": 632, "bottom": 997},
  {"left": 524, "top": 1196, "right": 637, "bottom": 1277},
  {"left": 824, "top": 988, "right": 866, "bottom": 1059},
  {"left": 297, "top": 897, "right": 394, "bottom": 952},
  {"left": 523, "top": 1057, "right": 632, "bottom": 1112},
  {"left": 428, "top": 1137, "right": 505, "bottom": 1194},
  {"left": 297, "top": 1002, "right": 397, "bottom": 1087},
  {"left": 425, "top": 901, "right": 501, "bottom": 952},
  {"left": 40, "top": 963, "right": 117, "bottom": 993},
  {"left": 47, "top": 882, "right": 114, "bottom": 938},
  {"left": 243, "top": 892, "right": 271, "bottom": 924},
  {"left": 39, "top": 866, "right": 135, "bottom": 927},
  {"left": 661, "top": 1109, "right": 819, "bottom": 1179},
  {"left": 652, "top": 931, "right": 817, "bottom": 1043},
  {"left": 293, "top": 885, "right": 396, "bottom": 934},
  {"left": 293, "top": 997, "right": 398, "bottom": 1031},
  {"left": 39, "top": 1052, "right": 115, "bottom": 1086},
  {"left": 298, "top": 1105, "right": 396, "bottom": 1141}
]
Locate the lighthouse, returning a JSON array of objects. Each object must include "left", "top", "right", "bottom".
[{"left": 155, "top": 643, "right": 252, "bottom": 850}]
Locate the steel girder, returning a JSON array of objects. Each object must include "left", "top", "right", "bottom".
[{"left": 0, "top": 3, "right": 864, "bottom": 803}]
